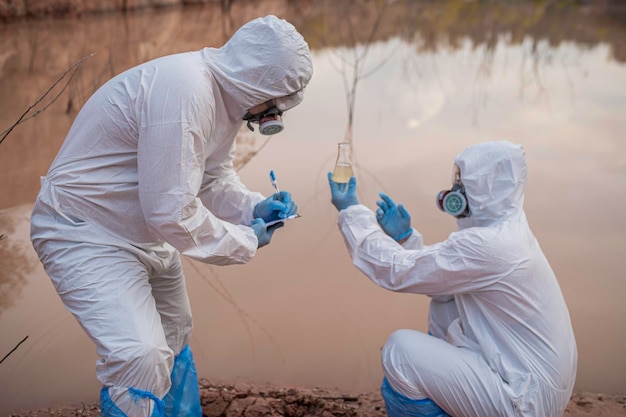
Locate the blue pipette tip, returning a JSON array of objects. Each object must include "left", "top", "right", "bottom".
[{"left": 269, "top": 169, "right": 280, "bottom": 196}]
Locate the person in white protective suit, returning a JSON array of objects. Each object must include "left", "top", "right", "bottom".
[
  {"left": 30, "top": 15, "right": 313, "bottom": 417},
  {"left": 327, "top": 140, "right": 577, "bottom": 417}
]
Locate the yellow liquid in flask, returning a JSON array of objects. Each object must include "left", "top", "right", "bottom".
[{"left": 332, "top": 163, "right": 354, "bottom": 183}]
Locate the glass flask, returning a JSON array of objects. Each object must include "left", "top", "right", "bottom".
[{"left": 332, "top": 142, "right": 354, "bottom": 183}]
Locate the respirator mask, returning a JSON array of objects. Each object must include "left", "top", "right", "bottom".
[
  {"left": 436, "top": 163, "right": 470, "bottom": 218},
  {"left": 243, "top": 106, "right": 284, "bottom": 135},
  {"left": 242, "top": 90, "right": 304, "bottom": 136}
]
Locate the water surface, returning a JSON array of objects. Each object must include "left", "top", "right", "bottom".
[{"left": 1, "top": 1, "right": 625, "bottom": 414}]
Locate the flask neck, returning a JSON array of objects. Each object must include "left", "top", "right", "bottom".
[{"left": 337, "top": 143, "right": 352, "bottom": 163}]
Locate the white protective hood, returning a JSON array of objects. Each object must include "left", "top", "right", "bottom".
[
  {"left": 203, "top": 15, "right": 313, "bottom": 116},
  {"left": 455, "top": 140, "right": 527, "bottom": 229}
]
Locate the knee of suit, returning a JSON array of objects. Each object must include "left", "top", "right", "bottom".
[
  {"left": 131, "top": 342, "right": 173, "bottom": 369},
  {"left": 386, "top": 329, "right": 415, "bottom": 346},
  {"left": 381, "top": 329, "right": 435, "bottom": 400},
  {"left": 382, "top": 330, "right": 405, "bottom": 370},
  {"left": 111, "top": 343, "right": 174, "bottom": 396},
  {"left": 382, "top": 329, "right": 421, "bottom": 367}
]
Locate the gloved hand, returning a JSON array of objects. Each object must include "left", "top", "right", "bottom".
[
  {"left": 328, "top": 172, "right": 359, "bottom": 211},
  {"left": 250, "top": 218, "right": 283, "bottom": 248},
  {"left": 254, "top": 191, "right": 297, "bottom": 223},
  {"left": 376, "top": 192, "right": 412, "bottom": 241}
]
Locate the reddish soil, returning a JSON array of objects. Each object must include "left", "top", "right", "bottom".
[{"left": 5, "top": 380, "right": 626, "bottom": 417}]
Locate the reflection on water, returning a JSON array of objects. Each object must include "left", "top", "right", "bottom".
[
  {"left": 0, "top": 208, "right": 35, "bottom": 316},
  {"left": 1, "top": 0, "right": 625, "bottom": 414}
]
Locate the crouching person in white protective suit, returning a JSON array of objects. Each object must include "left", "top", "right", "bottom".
[
  {"left": 30, "top": 15, "right": 313, "bottom": 417},
  {"left": 327, "top": 140, "right": 577, "bottom": 417}
]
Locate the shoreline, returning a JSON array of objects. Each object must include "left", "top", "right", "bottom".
[{"left": 5, "top": 380, "right": 625, "bottom": 416}]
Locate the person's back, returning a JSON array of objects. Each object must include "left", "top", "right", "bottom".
[
  {"left": 448, "top": 213, "right": 577, "bottom": 413},
  {"left": 41, "top": 52, "right": 213, "bottom": 245}
]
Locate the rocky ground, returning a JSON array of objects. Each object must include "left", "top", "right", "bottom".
[{"left": 5, "top": 380, "right": 626, "bottom": 416}]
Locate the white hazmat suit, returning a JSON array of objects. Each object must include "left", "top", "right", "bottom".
[
  {"left": 30, "top": 15, "right": 312, "bottom": 417},
  {"left": 334, "top": 141, "right": 577, "bottom": 416}
]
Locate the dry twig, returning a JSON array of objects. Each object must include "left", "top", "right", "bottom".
[
  {"left": 0, "top": 53, "right": 95, "bottom": 146},
  {"left": 0, "top": 335, "right": 29, "bottom": 365}
]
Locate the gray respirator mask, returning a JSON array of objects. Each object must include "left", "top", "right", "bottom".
[
  {"left": 243, "top": 104, "right": 284, "bottom": 135},
  {"left": 242, "top": 90, "right": 304, "bottom": 136},
  {"left": 435, "top": 163, "right": 470, "bottom": 218}
]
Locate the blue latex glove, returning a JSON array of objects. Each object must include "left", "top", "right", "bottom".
[
  {"left": 254, "top": 191, "right": 297, "bottom": 223},
  {"left": 328, "top": 172, "right": 359, "bottom": 211},
  {"left": 250, "top": 218, "right": 283, "bottom": 248},
  {"left": 376, "top": 192, "right": 412, "bottom": 241}
]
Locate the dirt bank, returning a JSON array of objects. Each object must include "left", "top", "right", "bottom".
[{"left": 5, "top": 380, "right": 626, "bottom": 416}]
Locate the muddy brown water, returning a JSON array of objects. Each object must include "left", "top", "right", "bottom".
[{"left": 1, "top": 1, "right": 625, "bottom": 414}]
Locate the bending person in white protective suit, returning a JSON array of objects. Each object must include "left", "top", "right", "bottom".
[
  {"left": 30, "top": 15, "right": 313, "bottom": 417},
  {"left": 327, "top": 140, "right": 577, "bottom": 417}
]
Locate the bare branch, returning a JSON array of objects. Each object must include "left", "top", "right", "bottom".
[
  {"left": 361, "top": 43, "right": 401, "bottom": 79},
  {"left": 0, "top": 335, "right": 29, "bottom": 365},
  {"left": 0, "top": 53, "right": 96, "bottom": 146},
  {"left": 331, "top": 1, "right": 390, "bottom": 147},
  {"left": 183, "top": 258, "right": 285, "bottom": 362}
]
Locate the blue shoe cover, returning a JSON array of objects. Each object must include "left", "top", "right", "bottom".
[
  {"left": 163, "top": 344, "right": 202, "bottom": 417},
  {"left": 381, "top": 377, "right": 451, "bottom": 417},
  {"left": 100, "top": 386, "right": 164, "bottom": 417}
]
